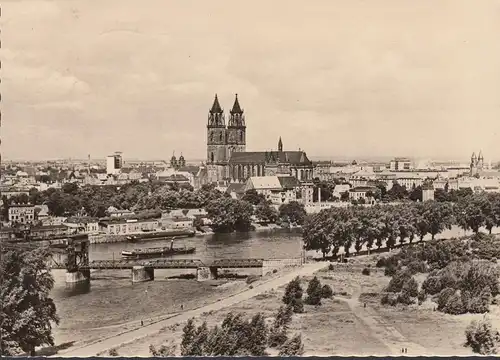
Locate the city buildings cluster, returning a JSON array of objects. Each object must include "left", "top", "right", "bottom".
[{"left": 2, "top": 94, "right": 500, "bottom": 233}]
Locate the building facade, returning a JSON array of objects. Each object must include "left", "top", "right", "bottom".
[
  {"left": 106, "top": 152, "right": 123, "bottom": 175},
  {"left": 205, "top": 94, "right": 314, "bottom": 184},
  {"left": 8, "top": 204, "right": 36, "bottom": 224}
]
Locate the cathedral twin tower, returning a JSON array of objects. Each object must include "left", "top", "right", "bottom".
[{"left": 206, "top": 94, "right": 246, "bottom": 165}]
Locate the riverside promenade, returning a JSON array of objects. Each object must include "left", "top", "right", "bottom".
[{"left": 56, "top": 261, "right": 327, "bottom": 357}]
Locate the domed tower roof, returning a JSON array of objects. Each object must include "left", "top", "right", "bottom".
[
  {"left": 471, "top": 152, "right": 477, "bottom": 160},
  {"left": 478, "top": 150, "right": 484, "bottom": 160}
]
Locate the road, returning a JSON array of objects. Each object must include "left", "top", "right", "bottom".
[
  {"left": 339, "top": 289, "right": 430, "bottom": 356},
  {"left": 56, "top": 262, "right": 328, "bottom": 357}
]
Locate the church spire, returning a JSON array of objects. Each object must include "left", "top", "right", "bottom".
[
  {"left": 278, "top": 137, "right": 283, "bottom": 152},
  {"left": 210, "top": 94, "right": 223, "bottom": 114},
  {"left": 208, "top": 94, "right": 225, "bottom": 127},
  {"left": 228, "top": 93, "right": 245, "bottom": 128},
  {"left": 230, "top": 94, "right": 243, "bottom": 114}
]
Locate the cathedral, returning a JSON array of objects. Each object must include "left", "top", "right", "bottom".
[
  {"left": 470, "top": 151, "right": 485, "bottom": 176},
  {"left": 206, "top": 94, "right": 314, "bottom": 184}
]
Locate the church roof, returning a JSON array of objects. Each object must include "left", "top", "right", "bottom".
[
  {"left": 228, "top": 151, "right": 312, "bottom": 165},
  {"left": 210, "top": 94, "right": 223, "bottom": 113},
  {"left": 230, "top": 94, "right": 243, "bottom": 114}
]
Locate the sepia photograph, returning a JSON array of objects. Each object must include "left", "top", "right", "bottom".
[{"left": 2, "top": 0, "right": 500, "bottom": 357}]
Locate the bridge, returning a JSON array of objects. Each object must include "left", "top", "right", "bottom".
[{"left": 49, "top": 258, "right": 264, "bottom": 270}]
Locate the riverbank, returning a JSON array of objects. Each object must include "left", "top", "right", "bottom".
[{"left": 52, "top": 262, "right": 326, "bottom": 357}]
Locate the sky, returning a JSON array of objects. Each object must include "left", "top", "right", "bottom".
[{"left": 2, "top": 0, "right": 500, "bottom": 162}]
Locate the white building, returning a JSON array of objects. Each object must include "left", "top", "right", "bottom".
[
  {"left": 389, "top": 157, "right": 413, "bottom": 171},
  {"left": 8, "top": 204, "right": 36, "bottom": 224},
  {"left": 106, "top": 152, "right": 123, "bottom": 175}
]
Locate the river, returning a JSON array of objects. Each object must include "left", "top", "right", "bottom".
[{"left": 50, "top": 229, "right": 303, "bottom": 348}]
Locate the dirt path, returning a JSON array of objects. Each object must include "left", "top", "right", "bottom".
[
  {"left": 55, "top": 262, "right": 327, "bottom": 357},
  {"left": 339, "top": 289, "right": 430, "bottom": 356}
]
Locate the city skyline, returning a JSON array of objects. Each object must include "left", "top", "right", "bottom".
[{"left": 3, "top": 0, "right": 500, "bottom": 161}]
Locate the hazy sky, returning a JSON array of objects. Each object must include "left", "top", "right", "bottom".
[{"left": 3, "top": 0, "right": 500, "bottom": 161}]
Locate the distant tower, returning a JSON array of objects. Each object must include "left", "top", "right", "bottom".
[
  {"left": 207, "top": 94, "right": 227, "bottom": 182},
  {"left": 478, "top": 150, "right": 484, "bottom": 171},
  {"left": 278, "top": 137, "right": 283, "bottom": 152},
  {"left": 226, "top": 94, "right": 246, "bottom": 158},
  {"left": 178, "top": 153, "right": 186, "bottom": 168},
  {"left": 470, "top": 152, "right": 477, "bottom": 176},
  {"left": 170, "top": 151, "right": 177, "bottom": 169}
]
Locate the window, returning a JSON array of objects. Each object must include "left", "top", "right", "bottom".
[
  {"left": 219, "top": 133, "right": 223, "bottom": 142},
  {"left": 240, "top": 132, "right": 243, "bottom": 141},
  {"left": 210, "top": 132, "right": 213, "bottom": 142},
  {"left": 211, "top": 152, "right": 214, "bottom": 163}
]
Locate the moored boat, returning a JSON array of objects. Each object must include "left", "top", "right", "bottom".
[
  {"left": 126, "top": 228, "right": 195, "bottom": 242},
  {"left": 121, "top": 243, "right": 196, "bottom": 259}
]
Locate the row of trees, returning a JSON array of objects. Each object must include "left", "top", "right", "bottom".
[
  {"left": 303, "top": 192, "right": 500, "bottom": 259},
  {"left": 2, "top": 180, "right": 310, "bottom": 234}
]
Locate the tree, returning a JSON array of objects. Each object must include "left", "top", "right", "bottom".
[
  {"left": 205, "top": 197, "right": 253, "bottom": 232},
  {"left": 180, "top": 318, "right": 197, "bottom": 355},
  {"left": 254, "top": 202, "right": 279, "bottom": 224},
  {"left": 465, "top": 318, "right": 500, "bottom": 355},
  {"left": 305, "top": 276, "right": 323, "bottom": 305},
  {"left": 424, "top": 201, "right": 454, "bottom": 240},
  {"left": 241, "top": 189, "right": 266, "bottom": 205},
  {"left": 278, "top": 201, "right": 307, "bottom": 225},
  {"left": 0, "top": 247, "right": 59, "bottom": 356},
  {"left": 282, "top": 277, "right": 304, "bottom": 313},
  {"left": 279, "top": 334, "right": 304, "bottom": 356},
  {"left": 321, "top": 284, "right": 333, "bottom": 298},
  {"left": 149, "top": 342, "right": 176, "bottom": 357}
]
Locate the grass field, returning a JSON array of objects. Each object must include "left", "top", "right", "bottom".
[{"left": 110, "top": 254, "right": 500, "bottom": 356}]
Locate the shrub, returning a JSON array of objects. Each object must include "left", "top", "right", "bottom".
[
  {"left": 381, "top": 292, "right": 399, "bottom": 306},
  {"left": 422, "top": 275, "right": 442, "bottom": 295},
  {"left": 407, "top": 260, "right": 428, "bottom": 274},
  {"left": 437, "top": 288, "right": 456, "bottom": 311},
  {"left": 305, "top": 276, "right": 322, "bottom": 305},
  {"left": 402, "top": 277, "right": 419, "bottom": 298},
  {"left": 278, "top": 333, "right": 304, "bottom": 356},
  {"left": 282, "top": 277, "right": 304, "bottom": 313},
  {"left": 376, "top": 257, "right": 387, "bottom": 268},
  {"left": 442, "top": 292, "right": 466, "bottom": 315},
  {"left": 149, "top": 343, "right": 176, "bottom": 356},
  {"left": 384, "top": 264, "right": 397, "bottom": 276},
  {"left": 328, "top": 263, "right": 335, "bottom": 271},
  {"left": 385, "top": 270, "right": 411, "bottom": 293},
  {"left": 397, "top": 291, "right": 414, "bottom": 305},
  {"left": 463, "top": 287, "right": 492, "bottom": 314},
  {"left": 362, "top": 267, "right": 371, "bottom": 276},
  {"left": 465, "top": 318, "right": 500, "bottom": 355},
  {"left": 108, "top": 348, "right": 119, "bottom": 356},
  {"left": 268, "top": 326, "right": 288, "bottom": 348},
  {"left": 321, "top": 284, "right": 333, "bottom": 299},
  {"left": 417, "top": 290, "right": 427, "bottom": 305}
]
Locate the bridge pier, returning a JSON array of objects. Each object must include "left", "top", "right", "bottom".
[
  {"left": 197, "top": 266, "right": 218, "bottom": 281},
  {"left": 65, "top": 269, "right": 91, "bottom": 285},
  {"left": 132, "top": 266, "right": 155, "bottom": 283}
]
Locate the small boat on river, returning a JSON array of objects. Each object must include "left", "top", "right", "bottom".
[{"left": 121, "top": 239, "right": 196, "bottom": 259}]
